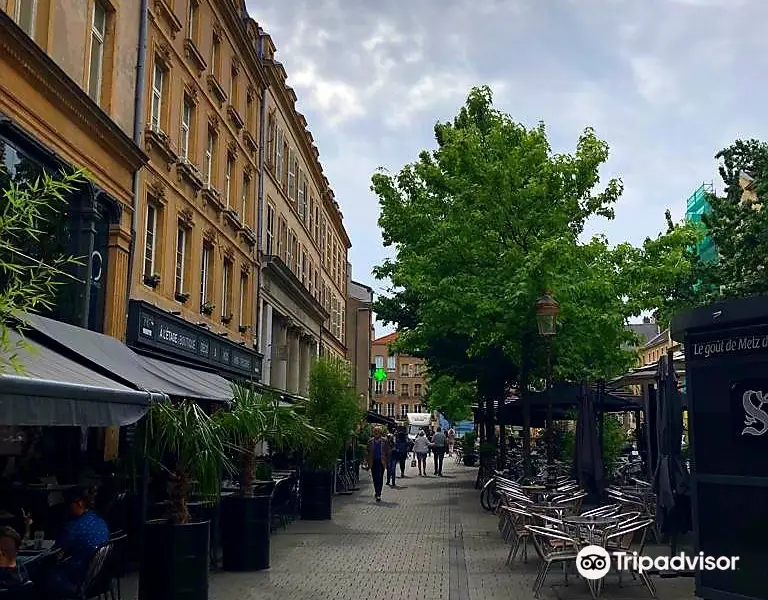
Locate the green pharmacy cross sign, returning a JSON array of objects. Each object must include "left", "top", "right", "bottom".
[{"left": 373, "top": 367, "right": 387, "bottom": 382}]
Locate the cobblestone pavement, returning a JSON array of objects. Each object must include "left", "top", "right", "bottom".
[{"left": 124, "top": 460, "right": 696, "bottom": 599}]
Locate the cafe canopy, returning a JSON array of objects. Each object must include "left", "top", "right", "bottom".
[{"left": 0, "top": 330, "right": 164, "bottom": 426}]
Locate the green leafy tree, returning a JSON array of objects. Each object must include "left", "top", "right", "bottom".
[
  {"left": 698, "top": 139, "right": 768, "bottom": 300},
  {"left": 373, "top": 87, "right": 634, "bottom": 446},
  {"left": 303, "top": 357, "right": 363, "bottom": 470},
  {"left": 0, "top": 166, "right": 84, "bottom": 372},
  {"left": 373, "top": 86, "right": 698, "bottom": 471},
  {"left": 425, "top": 374, "right": 475, "bottom": 424}
]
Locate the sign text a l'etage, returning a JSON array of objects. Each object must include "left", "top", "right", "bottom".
[{"left": 127, "top": 300, "right": 262, "bottom": 380}]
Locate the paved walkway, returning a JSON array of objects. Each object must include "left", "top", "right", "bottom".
[{"left": 124, "top": 460, "right": 696, "bottom": 599}]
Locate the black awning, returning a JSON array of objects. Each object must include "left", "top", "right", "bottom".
[
  {"left": 137, "top": 355, "right": 233, "bottom": 403},
  {"left": 366, "top": 411, "right": 397, "bottom": 428},
  {"left": 0, "top": 333, "right": 159, "bottom": 426},
  {"left": 21, "top": 313, "right": 232, "bottom": 401}
]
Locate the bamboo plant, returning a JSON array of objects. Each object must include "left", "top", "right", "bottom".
[
  {"left": 222, "top": 384, "right": 326, "bottom": 496},
  {"left": 303, "top": 358, "right": 363, "bottom": 471},
  {"left": 145, "top": 399, "right": 234, "bottom": 524}
]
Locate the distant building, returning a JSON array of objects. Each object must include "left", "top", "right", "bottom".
[
  {"left": 346, "top": 272, "right": 373, "bottom": 412},
  {"left": 371, "top": 332, "right": 432, "bottom": 426},
  {"left": 625, "top": 317, "right": 660, "bottom": 350}
]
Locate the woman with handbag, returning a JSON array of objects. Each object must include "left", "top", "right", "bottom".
[{"left": 412, "top": 430, "right": 430, "bottom": 477}]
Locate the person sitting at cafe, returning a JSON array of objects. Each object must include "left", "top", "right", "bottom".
[
  {"left": 0, "top": 526, "right": 29, "bottom": 589},
  {"left": 43, "top": 487, "right": 108, "bottom": 595}
]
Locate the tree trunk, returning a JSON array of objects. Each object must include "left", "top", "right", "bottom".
[
  {"left": 521, "top": 333, "right": 533, "bottom": 479},
  {"left": 241, "top": 439, "right": 257, "bottom": 498},
  {"left": 166, "top": 471, "right": 190, "bottom": 525}
]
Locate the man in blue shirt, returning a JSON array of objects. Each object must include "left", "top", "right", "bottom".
[
  {"left": 44, "top": 486, "right": 109, "bottom": 595},
  {"left": 365, "top": 427, "right": 391, "bottom": 501}
]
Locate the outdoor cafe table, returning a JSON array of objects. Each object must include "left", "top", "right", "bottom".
[
  {"left": 17, "top": 540, "right": 56, "bottom": 581},
  {"left": 530, "top": 503, "right": 571, "bottom": 521},
  {"left": 562, "top": 515, "right": 619, "bottom": 546},
  {"left": 519, "top": 485, "right": 549, "bottom": 501}
]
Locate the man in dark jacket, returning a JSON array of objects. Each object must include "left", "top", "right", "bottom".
[{"left": 365, "top": 427, "right": 391, "bottom": 501}]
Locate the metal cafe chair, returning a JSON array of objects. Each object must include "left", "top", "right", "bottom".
[{"left": 526, "top": 525, "right": 580, "bottom": 598}]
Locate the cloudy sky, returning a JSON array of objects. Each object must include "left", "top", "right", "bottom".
[{"left": 246, "top": 0, "right": 766, "bottom": 333}]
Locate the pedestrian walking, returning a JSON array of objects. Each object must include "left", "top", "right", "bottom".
[
  {"left": 394, "top": 430, "right": 410, "bottom": 478},
  {"left": 385, "top": 433, "right": 397, "bottom": 487},
  {"left": 412, "top": 430, "right": 430, "bottom": 476},
  {"left": 364, "top": 426, "right": 390, "bottom": 501},
  {"left": 447, "top": 427, "right": 456, "bottom": 456},
  {"left": 431, "top": 427, "right": 447, "bottom": 476}
]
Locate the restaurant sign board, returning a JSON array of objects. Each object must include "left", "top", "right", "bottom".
[{"left": 127, "top": 300, "right": 262, "bottom": 380}]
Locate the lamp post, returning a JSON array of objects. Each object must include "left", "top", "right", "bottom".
[{"left": 535, "top": 291, "right": 560, "bottom": 488}]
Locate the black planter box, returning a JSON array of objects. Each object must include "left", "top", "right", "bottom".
[
  {"left": 300, "top": 470, "right": 333, "bottom": 520},
  {"left": 139, "top": 519, "right": 210, "bottom": 600},
  {"left": 221, "top": 494, "right": 272, "bottom": 571},
  {"left": 672, "top": 296, "right": 768, "bottom": 600},
  {"left": 463, "top": 454, "right": 477, "bottom": 467}
]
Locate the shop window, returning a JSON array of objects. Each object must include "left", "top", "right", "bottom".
[
  {"left": 224, "top": 155, "right": 233, "bottom": 208},
  {"left": 241, "top": 174, "right": 249, "bottom": 223},
  {"left": 186, "top": 0, "right": 198, "bottom": 43},
  {"left": 13, "top": 0, "right": 36, "bottom": 38},
  {"left": 180, "top": 96, "right": 194, "bottom": 160},
  {"left": 275, "top": 129, "right": 284, "bottom": 182},
  {"left": 204, "top": 129, "right": 216, "bottom": 185},
  {"left": 200, "top": 242, "right": 212, "bottom": 309},
  {"left": 297, "top": 170, "right": 306, "bottom": 219},
  {"left": 238, "top": 271, "right": 247, "bottom": 328},
  {"left": 87, "top": 2, "right": 107, "bottom": 103},
  {"left": 150, "top": 61, "right": 166, "bottom": 132},
  {"left": 287, "top": 149, "right": 296, "bottom": 200},
  {"left": 265, "top": 202, "right": 274, "bottom": 255},
  {"left": 143, "top": 203, "right": 158, "bottom": 281},
  {"left": 210, "top": 33, "right": 220, "bottom": 78},
  {"left": 174, "top": 222, "right": 190, "bottom": 298},
  {"left": 221, "top": 259, "right": 233, "bottom": 319}
]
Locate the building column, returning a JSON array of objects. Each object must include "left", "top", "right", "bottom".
[
  {"left": 261, "top": 302, "right": 273, "bottom": 386},
  {"left": 102, "top": 224, "right": 131, "bottom": 340},
  {"left": 287, "top": 326, "right": 301, "bottom": 394},
  {"left": 271, "top": 316, "right": 287, "bottom": 391},
  {"left": 299, "top": 335, "right": 313, "bottom": 396}
]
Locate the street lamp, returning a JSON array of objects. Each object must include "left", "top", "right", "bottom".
[{"left": 535, "top": 291, "right": 560, "bottom": 487}]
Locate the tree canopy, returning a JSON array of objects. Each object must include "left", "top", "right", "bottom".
[
  {"left": 695, "top": 139, "right": 768, "bottom": 300},
  {"left": 372, "top": 86, "right": 695, "bottom": 426}
]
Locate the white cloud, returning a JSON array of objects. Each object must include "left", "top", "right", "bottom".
[{"left": 245, "top": 0, "right": 768, "bottom": 332}]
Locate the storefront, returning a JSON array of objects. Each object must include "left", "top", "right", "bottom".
[{"left": 126, "top": 300, "right": 263, "bottom": 383}]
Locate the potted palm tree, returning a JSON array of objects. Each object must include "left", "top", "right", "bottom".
[
  {"left": 218, "top": 385, "right": 325, "bottom": 570},
  {"left": 139, "top": 400, "right": 233, "bottom": 600},
  {"left": 461, "top": 432, "right": 478, "bottom": 466},
  {"left": 300, "top": 358, "right": 363, "bottom": 520}
]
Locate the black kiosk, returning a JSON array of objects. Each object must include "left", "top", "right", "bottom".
[{"left": 671, "top": 296, "right": 768, "bottom": 600}]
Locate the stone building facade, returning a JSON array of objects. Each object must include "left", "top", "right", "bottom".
[
  {"left": 130, "top": 0, "right": 262, "bottom": 346},
  {"left": 347, "top": 274, "right": 374, "bottom": 411},
  {"left": 0, "top": 0, "right": 146, "bottom": 340},
  {"left": 256, "top": 28, "right": 350, "bottom": 396},
  {"left": 371, "top": 332, "right": 428, "bottom": 424}
]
